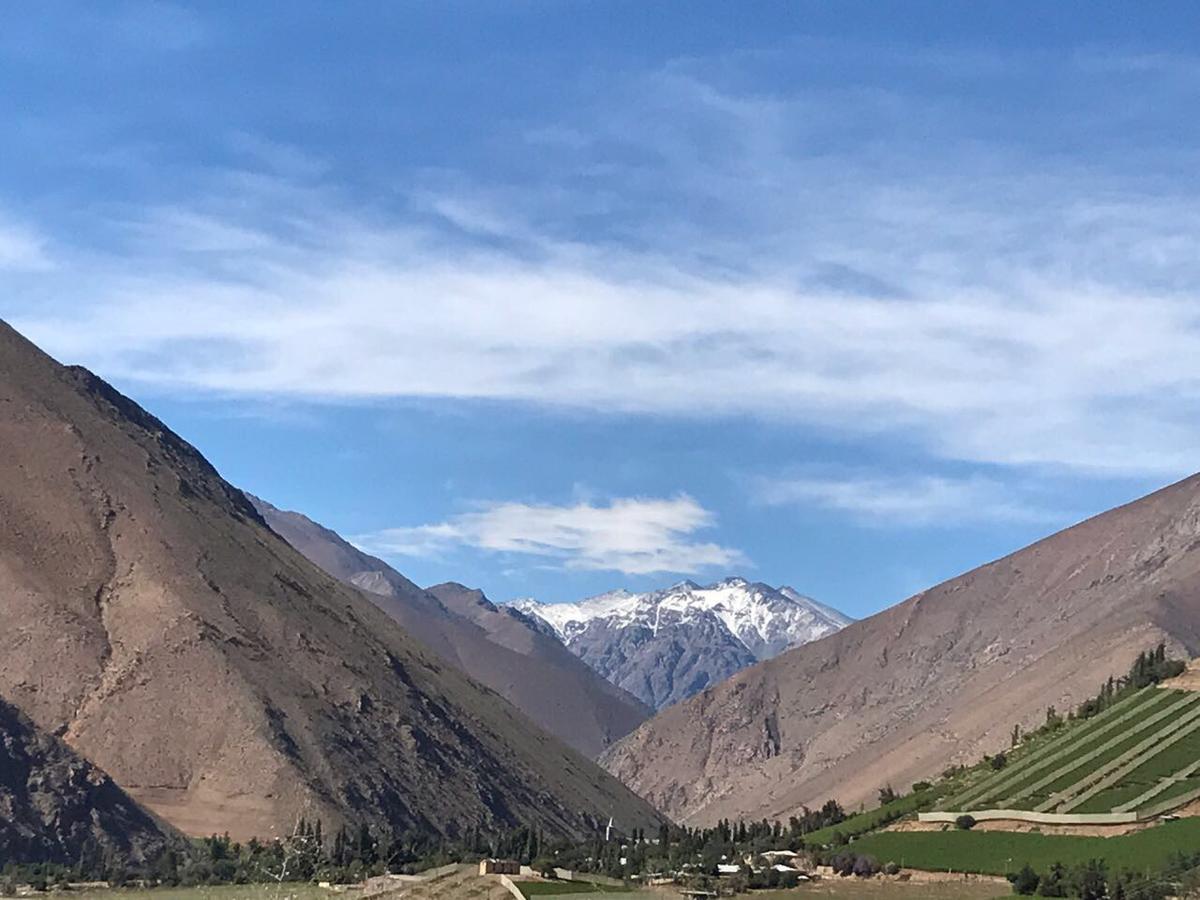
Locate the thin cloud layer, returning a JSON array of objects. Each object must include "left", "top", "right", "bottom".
[
  {"left": 355, "top": 495, "right": 747, "bottom": 576},
  {"left": 7, "top": 43, "right": 1200, "bottom": 481},
  {"left": 755, "top": 473, "right": 1062, "bottom": 527}
]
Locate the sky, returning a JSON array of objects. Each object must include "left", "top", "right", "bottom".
[{"left": 3, "top": 2, "right": 1200, "bottom": 616}]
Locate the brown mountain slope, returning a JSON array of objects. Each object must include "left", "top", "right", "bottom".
[
  {"left": 601, "top": 474, "right": 1200, "bottom": 825},
  {"left": 0, "top": 321, "right": 665, "bottom": 842},
  {"left": 0, "top": 696, "right": 178, "bottom": 865},
  {"left": 249, "top": 498, "right": 651, "bottom": 757}
]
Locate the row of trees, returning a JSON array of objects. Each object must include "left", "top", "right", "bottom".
[{"left": 1007, "top": 852, "right": 1200, "bottom": 900}]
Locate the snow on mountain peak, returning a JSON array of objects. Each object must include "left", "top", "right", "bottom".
[{"left": 507, "top": 578, "right": 851, "bottom": 660}]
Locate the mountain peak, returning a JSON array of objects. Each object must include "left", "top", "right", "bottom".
[{"left": 512, "top": 577, "right": 850, "bottom": 709}]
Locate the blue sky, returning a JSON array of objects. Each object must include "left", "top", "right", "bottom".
[{"left": 3, "top": 2, "right": 1200, "bottom": 615}]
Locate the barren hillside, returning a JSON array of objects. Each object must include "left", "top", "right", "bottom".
[
  {"left": 0, "top": 697, "right": 178, "bottom": 865},
  {"left": 602, "top": 475, "right": 1200, "bottom": 824},
  {"left": 0, "top": 321, "right": 665, "bottom": 841},
  {"left": 250, "top": 498, "right": 651, "bottom": 758}
]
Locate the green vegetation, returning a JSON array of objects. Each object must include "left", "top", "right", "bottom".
[
  {"left": 931, "top": 647, "right": 1197, "bottom": 817},
  {"left": 803, "top": 787, "right": 943, "bottom": 846},
  {"left": 738, "top": 883, "right": 1008, "bottom": 899},
  {"left": 514, "top": 882, "right": 633, "bottom": 895},
  {"left": 55, "top": 886, "right": 341, "bottom": 900},
  {"left": 850, "top": 816, "right": 1200, "bottom": 875}
]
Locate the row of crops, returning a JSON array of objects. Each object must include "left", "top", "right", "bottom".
[{"left": 938, "top": 687, "right": 1200, "bottom": 817}]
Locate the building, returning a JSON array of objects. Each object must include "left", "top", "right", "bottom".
[
  {"left": 761, "top": 850, "right": 799, "bottom": 861},
  {"left": 479, "top": 859, "right": 520, "bottom": 875}
]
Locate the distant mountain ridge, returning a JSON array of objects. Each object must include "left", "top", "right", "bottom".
[
  {"left": 248, "top": 496, "right": 651, "bottom": 758},
  {"left": 509, "top": 578, "right": 851, "bottom": 709}
]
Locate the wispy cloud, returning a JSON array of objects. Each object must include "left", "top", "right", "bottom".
[
  {"left": 0, "top": 218, "right": 51, "bottom": 271},
  {"left": 354, "top": 495, "right": 748, "bottom": 576},
  {"left": 6, "top": 42, "right": 1200, "bottom": 479},
  {"left": 754, "top": 473, "right": 1063, "bottom": 526}
]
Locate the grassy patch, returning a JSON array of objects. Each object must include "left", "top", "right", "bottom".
[
  {"left": 738, "top": 881, "right": 1008, "bottom": 899},
  {"left": 803, "top": 789, "right": 941, "bottom": 846},
  {"left": 849, "top": 817, "right": 1200, "bottom": 875},
  {"left": 514, "top": 882, "right": 633, "bottom": 895},
  {"left": 65, "top": 886, "right": 343, "bottom": 900}
]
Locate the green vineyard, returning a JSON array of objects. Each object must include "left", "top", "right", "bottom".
[{"left": 932, "top": 686, "right": 1200, "bottom": 821}]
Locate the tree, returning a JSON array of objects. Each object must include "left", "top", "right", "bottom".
[
  {"left": 1011, "top": 863, "right": 1040, "bottom": 895},
  {"left": 877, "top": 785, "right": 898, "bottom": 806},
  {"left": 954, "top": 815, "right": 976, "bottom": 831},
  {"left": 1071, "top": 859, "right": 1107, "bottom": 900},
  {"left": 851, "top": 855, "right": 879, "bottom": 877},
  {"left": 1038, "top": 862, "right": 1067, "bottom": 897},
  {"left": 991, "top": 752, "right": 1008, "bottom": 771}
]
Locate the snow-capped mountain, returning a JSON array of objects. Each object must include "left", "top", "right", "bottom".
[{"left": 508, "top": 578, "right": 852, "bottom": 710}]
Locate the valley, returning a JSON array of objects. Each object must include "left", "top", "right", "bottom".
[{"left": 6, "top": 317, "right": 1200, "bottom": 900}]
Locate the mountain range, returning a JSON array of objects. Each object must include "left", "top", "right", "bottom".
[
  {"left": 0, "top": 321, "right": 664, "bottom": 844},
  {"left": 249, "top": 496, "right": 651, "bottom": 758},
  {"left": 9, "top": 312, "right": 1200, "bottom": 858},
  {"left": 601, "top": 474, "right": 1200, "bottom": 825},
  {"left": 510, "top": 580, "right": 852, "bottom": 709}
]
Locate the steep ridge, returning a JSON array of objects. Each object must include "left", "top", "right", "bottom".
[
  {"left": 0, "top": 321, "right": 664, "bottom": 842},
  {"left": 602, "top": 476, "right": 1200, "bottom": 825},
  {"left": 0, "top": 697, "right": 178, "bottom": 865},
  {"left": 250, "top": 498, "right": 651, "bottom": 758},
  {"left": 511, "top": 579, "right": 851, "bottom": 709}
]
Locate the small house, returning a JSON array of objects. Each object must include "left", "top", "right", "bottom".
[{"left": 479, "top": 859, "right": 520, "bottom": 875}]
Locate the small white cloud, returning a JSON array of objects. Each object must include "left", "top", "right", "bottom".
[
  {"left": 755, "top": 473, "right": 1061, "bottom": 526},
  {"left": 354, "top": 495, "right": 747, "bottom": 576}
]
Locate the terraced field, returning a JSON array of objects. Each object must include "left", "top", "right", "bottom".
[{"left": 937, "top": 686, "right": 1200, "bottom": 818}]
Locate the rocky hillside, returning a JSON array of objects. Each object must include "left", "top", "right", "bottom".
[
  {"left": 601, "top": 475, "right": 1200, "bottom": 825},
  {"left": 0, "top": 697, "right": 177, "bottom": 865},
  {"left": 251, "top": 497, "right": 651, "bottom": 758},
  {"left": 511, "top": 579, "right": 851, "bottom": 709},
  {"left": 0, "top": 320, "right": 665, "bottom": 842}
]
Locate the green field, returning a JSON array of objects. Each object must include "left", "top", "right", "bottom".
[
  {"left": 803, "top": 788, "right": 944, "bottom": 846},
  {"left": 514, "top": 882, "right": 633, "bottom": 895},
  {"left": 850, "top": 817, "right": 1200, "bottom": 875},
  {"left": 64, "top": 885, "right": 345, "bottom": 900},
  {"left": 936, "top": 687, "right": 1200, "bottom": 816},
  {"left": 738, "top": 881, "right": 1007, "bottom": 899}
]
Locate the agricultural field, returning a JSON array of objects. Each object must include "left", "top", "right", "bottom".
[
  {"left": 936, "top": 686, "right": 1200, "bottom": 817},
  {"left": 849, "top": 816, "right": 1200, "bottom": 875},
  {"left": 64, "top": 885, "right": 349, "bottom": 900},
  {"left": 514, "top": 882, "right": 634, "bottom": 895},
  {"left": 802, "top": 787, "right": 946, "bottom": 846},
  {"left": 737, "top": 881, "right": 1008, "bottom": 899}
]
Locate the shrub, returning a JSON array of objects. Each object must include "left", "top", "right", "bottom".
[
  {"left": 1009, "top": 863, "right": 1040, "bottom": 895},
  {"left": 954, "top": 815, "right": 976, "bottom": 831},
  {"left": 882, "top": 861, "right": 900, "bottom": 876},
  {"left": 851, "top": 855, "right": 879, "bottom": 877},
  {"left": 830, "top": 851, "right": 855, "bottom": 876},
  {"left": 991, "top": 752, "right": 1008, "bottom": 771}
]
